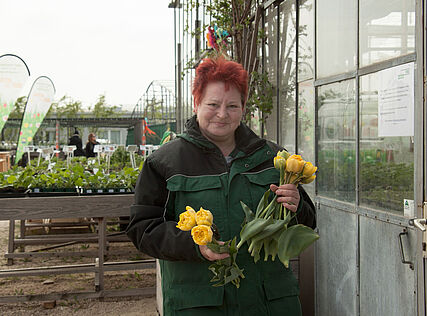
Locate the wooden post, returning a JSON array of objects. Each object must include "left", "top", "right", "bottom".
[
  {"left": 19, "top": 220, "right": 25, "bottom": 252},
  {"left": 7, "top": 220, "right": 15, "bottom": 265},
  {"left": 95, "top": 217, "right": 106, "bottom": 292}
]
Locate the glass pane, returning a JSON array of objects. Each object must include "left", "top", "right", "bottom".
[
  {"left": 110, "top": 131, "right": 121, "bottom": 144},
  {"left": 317, "top": 0, "right": 357, "bottom": 78},
  {"left": 360, "top": 0, "right": 415, "bottom": 67},
  {"left": 279, "top": 0, "right": 296, "bottom": 152},
  {"left": 318, "top": 80, "right": 356, "bottom": 202},
  {"left": 98, "top": 131, "right": 108, "bottom": 141},
  {"left": 359, "top": 73, "right": 414, "bottom": 213},
  {"left": 264, "top": 5, "right": 278, "bottom": 142},
  {"left": 298, "top": 0, "right": 314, "bottom": 81},
  {"left": 298, "top": 80, "right": 315, "bottom": 197}
]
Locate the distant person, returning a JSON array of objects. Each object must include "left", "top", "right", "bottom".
[
  {"left": 68, "top": 128, "right": 86, "bottom": 157},
  {"left": 85, "top": 133, "right": 100, "bottom": 157}
]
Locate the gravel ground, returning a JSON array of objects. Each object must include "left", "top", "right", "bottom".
[{"left": 0, "top": 220, "right": 158, "bottom": 315}]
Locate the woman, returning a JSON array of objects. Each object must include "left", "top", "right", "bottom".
[
  {"left": 126, "top": 57, "right": 316, "bottom": 315},
  {"left": 85, "top": 133, "right": 99, "bottom": 158}
]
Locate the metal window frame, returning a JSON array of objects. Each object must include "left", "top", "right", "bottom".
[{"left": 313, "top": 0, "right": 417, "bottom": 218}]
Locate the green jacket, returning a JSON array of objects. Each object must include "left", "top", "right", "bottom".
[{"left": 126, "top": 116, "right": 316, "bottom": 315}]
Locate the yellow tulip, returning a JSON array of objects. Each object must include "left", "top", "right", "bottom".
[
  {"left": 289, "top": 174, "right": 299, "bottom": 184},
  {"left": 191, "top": 225, "right": 213, "bottom": 245},
  {"left": 176, "top": 206, "right": 197, "bottom": 231},
  {"left": 302, "top": 162, "right": 317, "bottom": 177},
  {"left": 301, "top": 175, "right": 316, "bottom": 184},
  {"left": 274, "top": 156, "right": 286, "bottom": 170},
  {"left": 285, "top": 155, "right": 305, "bottom": 174},
  {"left": 195, "top": 207, "right": 213, "bottom": 226},
  {"left": 277, "top": 150, "right": 290, "bottom": 160}
]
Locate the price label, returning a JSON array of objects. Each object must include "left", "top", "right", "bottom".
[
  {"left": 126, "top": 145, "right": 138, "bottom": 152},
  {"left": 63, "top": 145, "right": 76, "bottom": 153},
  {"left": 93, "top": 145, "right": 103, "bottom": 153},
  {"left": 104, "top": 145, "right": 116, "bottom": 153}
]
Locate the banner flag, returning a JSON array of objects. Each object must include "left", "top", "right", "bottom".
[
  {"left": 0, "top": 54, "right": 30, "bottom": 134},
  {"left": 15, "top": 76, "right": 55, "bottom": 163}
]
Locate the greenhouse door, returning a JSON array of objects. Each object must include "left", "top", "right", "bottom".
[{"left": 315, "top": 52, "right": 425, "bottom": 316}]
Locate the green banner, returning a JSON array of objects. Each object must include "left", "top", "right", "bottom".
[
  {"left": 15, "top": 76, "right": 55, "bottom": 163},
  {"left": 0, "top": 54, "right": 30, "bottom": 134}
]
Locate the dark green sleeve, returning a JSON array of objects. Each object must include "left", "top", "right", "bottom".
[
  {"left": 126, "top": 156, "right": 202, "bottom": 262},
  {"left": 295, "top": 185, "right": 316, "bottom": 229}
]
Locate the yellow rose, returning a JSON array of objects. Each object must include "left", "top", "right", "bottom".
[
  {"left": 301, "top": 175, "right": 316, "bottom": 184},
  {"left": 277, "top": 150, "right": 290, "bottom": 160},
  {"left": 302, "top": 162, "right": 317, "bottom": 177},
  {"left": 195, "top": 207, "right": 213, "bottom": 226},
  {"left": 176, "top": 206, "right": 197, "bottom": 231},
  {"left": 274, "top": 156, "right": 286, "bottom": 170},
  {"left": 286, "top": 155, "right": 305, "bottom": 174},
  {"left": 191, "top": 225, "right": 213, "bottom": 245}
]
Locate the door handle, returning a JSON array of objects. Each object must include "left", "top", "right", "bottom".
[
  {"left": 408, "top": 218, "right": 427, "bottom": 232},
  {"left": 398, "top": 228, "right": 414, "bottom": 270}
]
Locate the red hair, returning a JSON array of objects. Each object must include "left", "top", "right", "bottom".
[{"left": 192, "top": 57, "right": 248, "bottom": 107}]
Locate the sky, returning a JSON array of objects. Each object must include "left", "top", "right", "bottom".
[{"left": 0, "top": 0, "right": 175, "bottom": 111}]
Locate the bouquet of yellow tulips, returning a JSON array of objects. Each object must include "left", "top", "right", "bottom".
[
  {"left": 176, "top": 206, "right": 244, "bottom": 288},
  {"left": 237, "top": 150, "right": 319, "bottom": 268}
]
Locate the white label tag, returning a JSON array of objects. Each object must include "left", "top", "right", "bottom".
[{"left": 404, "top": 199, "right": 414, "bottom": 217}]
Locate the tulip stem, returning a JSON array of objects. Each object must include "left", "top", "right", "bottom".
[
  {"left": 259, "top": 195, "right": 278, "bottom": 219},
  {"left": 280, "top": 166, "right": 285, "bottom": 186}
]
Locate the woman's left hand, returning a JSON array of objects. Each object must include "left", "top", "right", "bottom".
[{"left": 270, "top": 184, "right": 300, "bottom": 213}]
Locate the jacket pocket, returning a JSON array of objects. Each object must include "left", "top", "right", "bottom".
[
  {"left": 166, "top": 175, "right": 224, "bottom": 223},
  {"left": 167, "top": 174, "right": 222, "bottom": 192},
  {"left": 166, "top": 284, "right": 224, "bottom": 311},
  {"left": 242, "top": 168, "right": 279, "bottom": 212},
  {"left": 263, "top": 273, "right": 299, "bottom": 300},
  {"left": 243, "top": 167, "right": 279, "bottom": 187},
  {"left": 263, "top": 273, "right": 301, "bottom": 316}
]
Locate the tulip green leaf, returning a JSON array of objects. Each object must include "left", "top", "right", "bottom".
[
  {"left": 277, "top": 224, "right": 319, "bottom": 268},
  {"left": 249, "top": 239, "right": 263, "bottom": 262},
  {"left": 250, "top": 220, "right": 286, "bottom": 244},
  {"left": 237, "top": 217, "right": 274, "bottom": 249},
  {"left": 263, "top": 236, "right": 279, "bottom": 261},
  {"left": 256, "top": 189, "right": 270, "bottom": 217},
  {"left": 239, "top": 201, "right": 254, "bottom": 223}
]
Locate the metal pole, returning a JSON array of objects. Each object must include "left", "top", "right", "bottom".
[
  {"left": 177, "top": 43, "right": 182, "bottom": 133},
  {"left": 55, "top": 121, "right": 59, "bottom": 157},
  {"left": 195, "top": 0, "right": 200, "bottom": 61}
]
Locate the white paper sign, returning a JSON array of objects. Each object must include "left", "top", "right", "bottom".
[{"left": 378, "top": 63, "right": 414, "bottom": 137}]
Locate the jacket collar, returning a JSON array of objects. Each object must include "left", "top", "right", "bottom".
[{"left": 179, "top": 115, "right": 266, "bottom": 155}]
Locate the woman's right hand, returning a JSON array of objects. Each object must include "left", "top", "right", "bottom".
[{"left": 199, "top": 244, "right": 230, "bottom": 261}]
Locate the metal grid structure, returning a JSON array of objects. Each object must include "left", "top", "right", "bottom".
[{"left": 131, "top": 80, "right": 176, "bottom": 124}]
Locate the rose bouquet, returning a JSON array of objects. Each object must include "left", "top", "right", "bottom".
[
  {"left": 176, "top": 206, "right": 244, "bottom": 288},
  {"left": 237, "top": 150, "right": 319, "bottom": 268}
]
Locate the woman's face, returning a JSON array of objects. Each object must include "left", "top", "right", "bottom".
[
  {"left": 195, "top": 81, "right": 244, "bottom": 144},
  {"left": 90, "top": 135, "right": 96, "bottom": 143}
]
